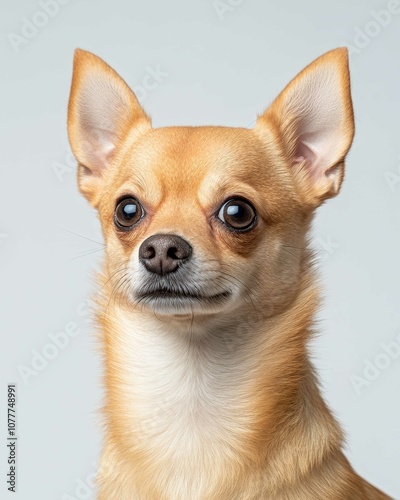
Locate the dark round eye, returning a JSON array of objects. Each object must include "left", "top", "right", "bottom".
[
  {"left": 114, "top": 197, "right": 144, "bottom": 230},
  {"left": 217, "top": 198, "right": 256, "bottom": 231}
]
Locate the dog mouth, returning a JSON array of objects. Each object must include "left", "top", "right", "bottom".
[{"left": 136, "top": 287, "right": 231, "bottom": 303}]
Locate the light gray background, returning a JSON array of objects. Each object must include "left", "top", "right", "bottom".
[{"left": 1, "top": 0, "right": 399, "bottom": 498}]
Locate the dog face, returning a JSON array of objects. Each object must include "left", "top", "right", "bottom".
[{"left": 68, "top": 49, "right": 354, "bottom": 316}]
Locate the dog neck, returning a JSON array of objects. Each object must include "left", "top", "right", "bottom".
[{"left": 96, "top": 266, "right": 343, "bottom": 497}]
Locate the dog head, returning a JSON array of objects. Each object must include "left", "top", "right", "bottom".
[{"left": 68, "top": 48, "right": 354, "bottom": 317}]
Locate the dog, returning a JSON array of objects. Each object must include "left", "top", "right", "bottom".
[{"left": 67, "top": 47, "right": 391, "bottom": 499}]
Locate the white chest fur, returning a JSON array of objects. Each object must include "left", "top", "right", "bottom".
[
  {"left": 118, "top": 312, "right": 256, "bottom": 442},
  {"left": 106, "top": 310, "right": 262, "bottom": 497}
]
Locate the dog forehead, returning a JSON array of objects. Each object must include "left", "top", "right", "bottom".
[
  {"left": 122, "top": 125, "right": 273, "bottom": 191},
  {"left": 131, "top": 127, "right": 263, "bottom": 169}
]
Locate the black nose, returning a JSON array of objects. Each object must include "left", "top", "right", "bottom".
[{"left": 139, "top": 234, "right": 192, "bottom": 276}]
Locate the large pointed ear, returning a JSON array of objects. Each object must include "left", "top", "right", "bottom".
[
  {"left": 68, "top": 49, "right": 151, "bottom": 205},
  {"left": 255, "top": 48, "right": 355, "bottom": 207}
]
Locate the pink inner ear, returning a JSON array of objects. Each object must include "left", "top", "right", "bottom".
[
  {"left": 82, "top": 128, "right": 117, "bottom": 176},
  {"left": 294, "top": 139, "right": 319, "bottom": 178}
]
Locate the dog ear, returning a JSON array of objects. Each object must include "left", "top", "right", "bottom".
[
  {"left": 255, "top": 48, "right": 355, "bottom": 207},
  {"left": 68, "top": 49, "right": 151, "bottom": 206}
]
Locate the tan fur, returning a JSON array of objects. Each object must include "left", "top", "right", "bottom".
[{"left": 68, "top": 48, "right": 392, "bottom": 499}]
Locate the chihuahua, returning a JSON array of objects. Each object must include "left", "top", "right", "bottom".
[{"left": 68, "top": 48, "right": 391, "bottom": 499}]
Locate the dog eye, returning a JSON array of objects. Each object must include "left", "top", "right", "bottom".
[
  {"left": 217, "top": 199, "right": 256, "bottom": 231},
  {"left": 114, "top": 197, "right": 144, "bottom": 230}
]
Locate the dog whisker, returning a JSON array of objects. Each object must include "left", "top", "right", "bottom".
[
  {"left": 57, "top": 225, "right": 105, "bottom": 247},
  {"left": 68, "top": 247, "right": 104, "bottom": 262}
]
